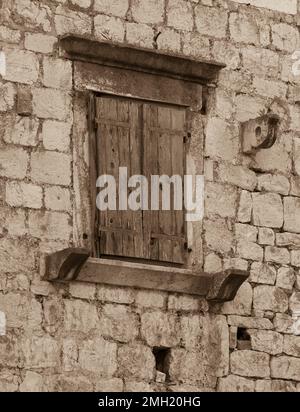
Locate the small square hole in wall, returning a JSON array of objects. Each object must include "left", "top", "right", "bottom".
[
  {"left": 237, "top": 327, "right": 251, "bottom": 350},
  {"left": 153, "top": 347, "right": 170, "bottom": 375}
]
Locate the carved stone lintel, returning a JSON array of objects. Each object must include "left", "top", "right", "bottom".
[
  {"left": 59, "top": 35, "right": 225, "bottom": 85},
  {"left": 206, "top": 269, "right": 250, "bottom": 303},
  {"left": 44, "top": 248, "right": 249, "bottom": 302}
]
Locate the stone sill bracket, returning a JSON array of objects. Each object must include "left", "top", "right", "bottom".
[{"left": 44, "top": 248, "right": 249, "bottom": 303}]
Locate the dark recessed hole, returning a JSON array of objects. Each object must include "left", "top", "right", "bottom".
[
  {"left": 237, "top": 327, "right": 251, "bottom": 350},
  {"left": 153, "top": 347, "right": 170, "bottom": 374},
  {"left": 237, "top": 327, "right": 250, "bottom": 341},
  {"left": 255, "top": 126, "right": 262, "bottom": 137},
  {"left": 200, "top": 86, "right": 208, "bottom": 115},
  {"left": 82, "top": 233, "right": 88, "bottom": 240}
]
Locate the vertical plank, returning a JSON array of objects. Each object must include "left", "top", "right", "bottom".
[
  {"left": 170, "top": 108, "right": 185, "bottom": 263},
  {"left": 118, "top": 99, "right": 134, "bottom": 257},
  {"left": 143, "top": 103, "right": 186, "bottom": 264},
  {"left": 96, "top": 98, "right": 108, "bottom": 256},
  {"left": 88, "top": 93, "right": 98, "bottom": 257},
  {"left": 130, "top": 102, "right": 144, "bottom": 258},
  {"left": 157, "top": 106, "right": 173, "bottom": 262},
  {"left": 143, "top": 104, "right": 159, "bottom": 260},
  {"left": 97, "top": 97, "right": 122, "bottom": 256}
]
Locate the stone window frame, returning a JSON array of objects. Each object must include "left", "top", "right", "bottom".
[{"left": 44, "top": 36, "right": 249, "bottom": 302}]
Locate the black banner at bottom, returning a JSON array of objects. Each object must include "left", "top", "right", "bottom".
[{"left": 0, "top": 392, "right": 297, "bottom": 410}]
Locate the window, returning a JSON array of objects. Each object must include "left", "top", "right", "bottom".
[{"left": 92, "top": 95, "right": 188, "bottom": 265}]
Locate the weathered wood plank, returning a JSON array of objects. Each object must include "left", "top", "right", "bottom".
[{"left": 88, "top": 94, "right": 98, "bottom": 256}]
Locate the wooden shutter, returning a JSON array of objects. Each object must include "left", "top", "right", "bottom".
[
  {"left": 143, "top": 103, "right": 186, "bottom": 264},
  {"left": 95, "top": 96, "right": 144, "bottom": 259},
  {"left": 95, "top": 96, "right": 187, "bottom": 265}
]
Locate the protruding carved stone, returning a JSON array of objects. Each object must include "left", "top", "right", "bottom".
[
  {"left": 206, "top": 269, "right": 250, "bottom": 303},
  {"left": 44, "top": 248, "right": 249, "bottom": 302},
  {"left": 242, "top": 113, "right": 280, "bottom": 154},
  {"left": 44, "top": 247, "right": 90, "bottom": 281}
]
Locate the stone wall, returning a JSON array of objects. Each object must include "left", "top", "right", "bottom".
[{"left": 0, "top": 0, "right": 300, "bottom": 392}]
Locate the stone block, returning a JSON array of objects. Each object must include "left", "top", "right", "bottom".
[
  {"left": 135, "top": 290, "right": 166, "bottom": 308},
  {"left": 97, "top": 285, "right": 134, "bottom": 304},
  {"left": 265, "top": 246, "right": 290, "bottom": 265},
  {"left": 205, "top": 182, "right": 238, "bottom": 219},
  {"left": 217, "top": 164, "right": 257, "bottom": 191},
  {"left": 31, "top": 151, "right": 71, "bottom": 186},
  {"left": 43, "top": 57, "right": 72, "bottom": 90},
  {"left": 167, "top": 0, "right": 193, "bottom": 31},
  {"left": 257, "top": 174, "right": 289, "bottom": 195},
  {"left": 272, "top": 23, "right": 299, "bottom": 52},
  {"left": 218, "top": 375, "right": 255, "bottom": 392},
  {"left": 45, "top": 186, "right": 71, "bottom": 212},
  {"left": 32, "top": 88, "right": 71, "bottom": 121},
  {"left": 20, "top": 371, "right": 43, "bottom": 392},
  {"left": 94, "top": 14, "right": 125, "bottom": 43},
  {"left": 42, "top": 120, "right": 71, "bottom": 152},
  {"left": 3, "top": 116, "right": 38, "bottom": 146},
  {"left": 284, "top": 197, "right": 300, "bottom": 233},
  {"left": 131, "top": 0, "right": 164, "bottom": 25},
  {"left": 25, "top": 33, "right": 57, "bottom": 54},
  {"left": 94, "top": 0, "right": 129, "bottom": 18},
  {"left": 229, "top": 12, "right": 259, "bottom": 45},
  {"left": 6, "top": 181, "right": 42, "bottom": 209},
  {"left": 248, "top": 329, "right": 283, "bottom": 355},
  {"left": 249, "top": 262, "right": 277, "bottom": 285},
  {"left": 271, "top": 356, "right": 300, "bottom": 381},
  {"left": 205, "top": 117, "right": 239, "bottom": 161},
  {"left": 258, "top": 228, "right": 275, "bottom": 246},
  {"left": 64, "top": 300, "right": 98, "bottom": 334},
  {"left": 126, "top": 22, "right": 153, "bottom": 48},
  {"left": 230, "top": 350, "right": 270, "bottom": 378},
  {"left": 0, "top": 147, "right": 28, "bottom": 179},
  {"left": 28, "top": 211, "right": 71, "bottom": 240},
  {"left": 195, "top": 5, "right": 227, "bottom": 39},
  {"left": 204, "top": 218, "right": 234, "bottom": 254},
  {"left": 3, "top": 49, "right": 39, "bottom": 85},
  {"left": 79, "top": 337, "right": 117, "bottom": 375},
  {"left": 54, "top": 5, "right": 92, "bottom": 35},
  {"left": 118, "top": 343, "right": 155, "bottom": 381},
  {"left": 100, "top": 304, "right": 139, "bottom": 343},
  {"left": 276, "top": 267, "right": 295, "bottom": 290},
  {"left": 237, "top": 190, "right": 252, "bottom": 223},
  {"left": 253, "top": 285, "right": 289, "bottom": 312},
  {"left": 252, "top": 193, "right": 283, "bottom": 228},
  {"left": 221, "top": 282, "right": 252, "bottom": 315},
  {"left": 23, "top": 335, "right": 59, "bottom": 369},
  {"left": 141, "top": 312, "right": 180, "bottom": 347},
  {"left": 0, "top": 83, "right": 16, "bottom": 112},
  {"left": 227, "top": 315, "right": 273, "bottom": 330}
]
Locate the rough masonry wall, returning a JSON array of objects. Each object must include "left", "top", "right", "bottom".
[{"left": 0, "top": 0, "right": 300, "bottom": 392}]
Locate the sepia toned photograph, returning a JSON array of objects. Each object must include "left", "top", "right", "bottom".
[{"left": 0, "top": 0, "right": 300, "bottom": 400}]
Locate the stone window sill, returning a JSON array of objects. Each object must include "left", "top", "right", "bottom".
[{"left": 44, "top": 248, "right": 249, "bottom": 303}]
